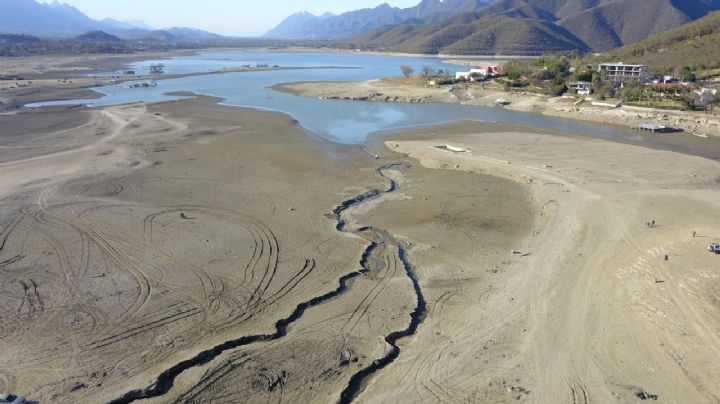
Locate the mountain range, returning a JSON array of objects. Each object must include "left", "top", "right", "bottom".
[
  {"left": 266, "top": 0, "right": 720, "bottom": 54},
  {"left": 265, "top": 0, "right": 495, "bottom": 39},
  {"left": 0, "top": 0, "right": 221, "bottom": 41}
]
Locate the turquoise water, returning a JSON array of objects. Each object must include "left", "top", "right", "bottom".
[{"left": 29, "top": 50, "right": 640, "bottom": 144}]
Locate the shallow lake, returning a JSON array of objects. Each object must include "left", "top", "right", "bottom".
[{"left": 30, "top": 50, "right": 644, "bottom": 144}]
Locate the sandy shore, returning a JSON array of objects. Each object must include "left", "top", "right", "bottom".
[
  {"left": 364, "top": 122, "right": 720, "bottom": 403},
  {"left": 274, "top": 78, "right": 720, "bottom": 137}
]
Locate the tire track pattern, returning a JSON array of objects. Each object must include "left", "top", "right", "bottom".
[{"left": 110, "top": 162, "right": 427, "bottom": 403}]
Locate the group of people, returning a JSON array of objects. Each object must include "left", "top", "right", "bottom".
[{"left": 645, "top": 220, "right": 656, "bottom": 228}]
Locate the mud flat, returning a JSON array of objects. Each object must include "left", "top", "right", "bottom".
[
  {"left": 0, "top": 91, "right": 536, "bottom": 403},
  {"left": 3, "top": 64, "right": 720, "bottom": 403}
]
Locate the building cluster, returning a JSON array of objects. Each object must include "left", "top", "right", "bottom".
[{"left": 568, "top": 62, "right": 717, "bottom": 107}]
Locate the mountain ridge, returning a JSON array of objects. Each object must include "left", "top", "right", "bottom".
[
  {"left": 263, "top": 0, "right": 494, "bottom": 39},
  {"left": 336, "top": 0, "right": 720, "bottom": 54},
  {"left": 0, "top": 0, "right": 221, "bottom": 41}
]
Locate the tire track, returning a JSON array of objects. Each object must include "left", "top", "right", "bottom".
[
  {"left": 142, "top": 206, "right": 304, "bottom": 333},
  {"left": 110, "top": 162, "right": 426, "bottom": 403},
  {"left": 33, "top": 203, "right": 153, "bottom": 340},
  {"left": 0, "top": 210, "right": 27, "bottom": 251}
]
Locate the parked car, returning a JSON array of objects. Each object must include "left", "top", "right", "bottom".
[
  {"left": 0, "top": 394, "right": 25, "bottom": 404},
  {"left": 709, "top": 243, "right": 720, "bottom": 254}
]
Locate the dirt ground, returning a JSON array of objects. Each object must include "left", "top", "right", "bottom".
[
  {"left": 368, "top": 122, "right": 720, "bottom": 403},
  {"left": 2, "top": 51, "right": 720, "bottom": 403},
  {"left": 0, "top": 94, "right": 535, "bottom": 402}
]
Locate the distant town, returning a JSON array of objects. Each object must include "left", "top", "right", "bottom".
[{"left": 449, "top": 58, "right": 718, "bottom": 113}]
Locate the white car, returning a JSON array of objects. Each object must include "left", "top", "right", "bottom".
[{"left": 709, "top": 243, "right": 720, "bottom": 254}]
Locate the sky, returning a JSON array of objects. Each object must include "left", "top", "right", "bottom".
[{"left": 38, "top": 0, "right": 422, "bottom": 36}]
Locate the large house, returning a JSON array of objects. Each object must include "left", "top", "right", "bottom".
[
  {"left": 455, "top": 65, "right": 500, "bottom": 81},
  {"left": 598, "top": 62, "right": 648, "bottom": 83}
]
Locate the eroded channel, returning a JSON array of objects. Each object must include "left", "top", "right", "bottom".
[{"left": 110, "top": 161, "right": 427, "bottom": 403}]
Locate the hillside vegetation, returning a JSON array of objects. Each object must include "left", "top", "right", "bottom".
[
  {"left": 351, "top": 13, "right": 588, "bottom": 55},
  {"left": 344, "top": 0, "right": 720, "bottom": 54},
  {"left": 588, "top": 11, "right": 720, "bottom": 73},
  {"left": 264, "top": 0, "right": 494, "bottom": 39}
]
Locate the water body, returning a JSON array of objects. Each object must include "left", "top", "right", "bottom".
[{"left": 28, "top": 50, "right": 648, "bottom": 144}]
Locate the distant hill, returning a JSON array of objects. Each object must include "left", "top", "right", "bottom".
[
  {"left": 0, "top": 0, "right": 221, "bottom": 41},
  {"left": 264, "top": 12, "right": 335, "bottom": 38},
  {"left": 0, "top": 32, "right": 132, "bottom": 56},
  {"left": 588, "top": 11, "right": 720, "bottom": 72},
  {"left": 263, "top": 0, "right": 494, "bottom": 39},
  {"left": 163, "top": 27, "right": 223, "bottom": 41},
  {"left": 0, "top": 0, "right": 104, "bottom": 36},
  {"left": 74, "top": 30, "right": 123, "bottom": 42},
  {"left": 0, "top": 33, "right": 42, "bottom": 45},
  {"left": 101, "top": 18, "right": 154, "bottom": 31}
]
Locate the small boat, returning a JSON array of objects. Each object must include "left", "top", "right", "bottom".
[
  {"left": 126, "top": 80, "right": 157, "bottom": 89},
  {"left": 432, "top": 144, "right": 470, "bottom": 153},
  {"left": 149, "top": 63, "right": 165, "bottom": 74}
]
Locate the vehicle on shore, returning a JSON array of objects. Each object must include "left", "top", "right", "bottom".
[
  {"left": 709, "top": 243, "right": 720, "bottom": 254},
  {"left": 0, "top": 393, "right": 26, "bottom": 404}
]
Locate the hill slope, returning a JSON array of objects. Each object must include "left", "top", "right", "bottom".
[
  {"left": 74, "top": 31, "right": 123, "bottom": 42},
  {"left": 284, "top": 0, "right": 720, "bottom": 54},
  {"left": 588, "top": 11, "right": 720, "bottom": 72},
  {"left": 557, "top": 0, "right": 720, "bottom": 50},
  {"left": 351, "top": 12, "right": 588, "bottom": 54}
]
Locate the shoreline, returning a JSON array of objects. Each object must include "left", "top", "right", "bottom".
[
  {"left": 273, "top": 78, "right": 720, "bottom": 138},
  {"left": 4, "top": 47, "right": 718, "bottom": 164}
]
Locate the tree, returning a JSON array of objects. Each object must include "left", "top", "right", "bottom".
[
  {"left": 620, "top": 83, "right": 643, "bottom": 102},
  {"left": 681, "top": 66, "right": 695, "bottom": 83},
  {"left": 575, "top": 70, "right": 593, "bottom": 82},
  {"left": 401, "top": 65, "right": 414, "bottom": 78},
  {"left": 504, "top": 60, "right": 530, "bottom": 81},
  {"left": 421, "top": 65, "right": 435, "bottom": 77}
]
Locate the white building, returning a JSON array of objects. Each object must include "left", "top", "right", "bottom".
[
  {"left": 598, "top": 62, "right": 648, "bottom": 83},
  {"left": 569, "top": 81, "right": 592, "bottom": 95},
  {"left": 455, "top": 65, "right": 500, "bottom": 81}
]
